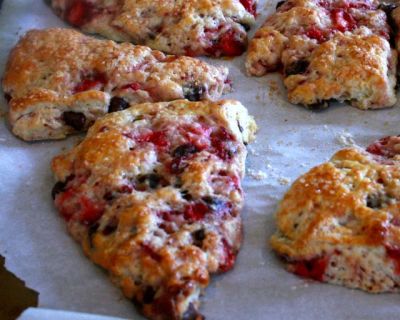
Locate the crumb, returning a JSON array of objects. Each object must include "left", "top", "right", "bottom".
[
  {"left": 247, "top": 168, "right": 268, "bottom": 180},
  {"left": 335, "top": 131, "right": 357, "bottom": 147},
  {"left": 278, "top": 177, "right": 290, "bottom": 185}
]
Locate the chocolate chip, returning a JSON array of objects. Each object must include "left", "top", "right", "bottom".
[
  {"left": 173, "top": 144, "right": 199, "bottom": 158},
  {"left": 108, "top": 97, "right": 130, "bottom": 113},
  {"left": 4, "top": 93, "right": 11, "bottom": 103},
  {"left": 102, "top": 219, "right": 118, "bottom": 236},
  {"left": 88, "top": 223, "right": 100, "bottom": 248},
  {"left": 192, "top": 229, "right": 206, "bottom": 247},
  {"left": 181, "top": 190, "right": 193, "bottom": 201},
  {"left": 138, "top": 174, "right": 162, "bottom": 189},
  {"left": 62, "top": 111, "right": 86, "bottom": 130},
  {"left": 51, "top": 181, "right": 67, "bottom": 200},
  {"left": 366, "top": 194, "right": 384, "bottom": 209},
  {"left": 183, "top": 303, "right": 204, "bottom": 320},
  {"left": 183, "top": 84, "right": 205, "bottom": 101},
  {"left": 276, "top": 0, "right": 285, "bottom": 9},
  {"left": 240, "top": 23, "right": 251, "bottom": 31},
  {"left": 285, "top": 60, "right": 309, "bottom": 76},
  {"left": 143, "top": 286, "right": 156, "bottom": 304}
]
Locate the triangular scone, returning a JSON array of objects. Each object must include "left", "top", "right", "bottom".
[
  {"left": 2, "top": 28, "right": 230, "bottom": 141},
  {"left": 50, "top": 0, "right": 256, "bottom": 57},
  {"left": 271, "top": 136, "right": 400, "bottom": 293},
  {"left": 245, "top": 0, "right": 397, "bottom": 110},
  {"left": 51, "top": 99, "right": 257, "bottom": 319}
]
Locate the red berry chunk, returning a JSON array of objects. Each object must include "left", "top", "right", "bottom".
[
  {"left": 142, "top": 244, "right": 163, "bottom": 262},
  {"left": 74, "top": 73, "right": 106, "bottom": 93},
  {"left": 239, "top": 0, "right": 257, "bottom": 16},
  {"left": 219, "top": 239, "right": 236, "bottom": 272},
  {"left": 184, "top": 203, "right": 209, "bottom": 222},
  {"left": 55, "top": 189, "right": 104, "bottom": 225},
  {"left": 121, "top": 82, "right": 141, "bottom": 91},
  {"left": 136, "top": 131, "right": 169, "bottom": 148},
  {"left": 211, "top": 127, "right": 237, "bottom": 160},
  {"left": 366, "top": 136, "right": 400, "bottom": 159},
  {"left": 291, "top": 256, "right": 329, "bottom": 281},
  {"left": 386, "top": 246, "right": 400, "bottom": 274},
  {"left": 331, "top": 9, "right": 357, "bottom": 32},
  {"left": 306, "top": 26, "right": 326, "bottom": 42},
  {"left": 67, "top": 0, "right": 94, "bottom": 27},
  {"left": 206, "top": 30, "right": 246, "bottom": 57}
]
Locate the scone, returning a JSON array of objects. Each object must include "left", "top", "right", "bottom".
[
  {"left": 51, "top": 99, "right": 257, "bottom": 319},
  {"left": 50, "top": 0, "right": 257, "bottom": 57},
  {"left": 2, "top": 28, "right": 230, "bottom": 141},
  {"left": 245, "top": 0, "right": 397, "bottom": 110},
  {"left": 271, "top": 136, "right": 400, "bottom": 293}
]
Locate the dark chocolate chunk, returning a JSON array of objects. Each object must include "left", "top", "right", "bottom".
[
  {"left": 108, "top": 96, "right": 130, "bottom": 113},
  {"left": 51, "top": 181, "right": 67, "bottom": 200},
  {"left": 4, "top": 93, "right": 11, "bottom": 103},
  {"left": 183, "top": 84, "right": 205, "bottom": 101},
  {"left": 138, "top": 174, "right": 162, "bottom": 189},
  {"left": 366, "top": 194, "right": 384, "bottom": 209},
  {"left": 276, "top": 1, "right": 285, "bottom": 9},
  {"left": 88, "top": 223, "right": 100, "bottom": 248},
  {"left": 240, "top": 22, "right": 251, "bottom": 31},
  {"left": 181, "top": 190, "right": 193, "bottom": 201},
  {"left": 62, "top": 111, "right": 86, "bottom": 130},
  {"left": 285, "top": 60, "right": 309, "bottom": 76},
  {"left": 143, "top": 286, "right": 156, "bottom": 304},
  {"left": 173, "top": 144, "right": 199, "bottom": 158},
  {"left": 192, "top": 229, "right": 206, "bottom": 247}
]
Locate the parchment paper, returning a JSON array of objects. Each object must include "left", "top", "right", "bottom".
[{"left": 2, "top": 1, "right": 400, "bottom": 319}]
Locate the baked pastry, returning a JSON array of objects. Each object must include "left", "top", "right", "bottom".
[
  {"left": 245, "top": 0, "right": 397, "bottom": 110},
  {"left": 51, "top": 99, "right": 257, "bottom": 319},
  {"left": 271, "top": 135, "right": 400, "bottom": 293},
  {"left": 2, "top": 28, "right": 230, "bottom": 141},
  {"left": 50, "top": 0, "right": 257, "bottom": 57}
]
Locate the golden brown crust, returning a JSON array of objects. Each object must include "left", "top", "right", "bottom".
[
  {"left": 2, "top": 28, "right": 230, "bottom": 141},
  {"left": 51, "top": 99, "right": 257, "bottom": 319},
  {"left": 50, "top": 0, "right": 256, "bottom": 56},
  {"left": 245, "top": 0, "right": 397, "bottom": 109},
  {"left": 271, "top": 137, "right": 400, "bottom": 292}
]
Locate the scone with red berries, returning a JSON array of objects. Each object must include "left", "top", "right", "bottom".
[
  {"left": 271, "top": 135, "right": 400, "bottom": 293},
  {"left": 51, "top": 99, "right": 257, "bottom": 320},
  {"left": 2, "top": 28, "right": 231, "bottom": 141},
  {"left": 50, "top": 0, "right": 257, "bottom": 57},
  {"left": 245, "top": 0, "right": 397, "bottom": 110}
]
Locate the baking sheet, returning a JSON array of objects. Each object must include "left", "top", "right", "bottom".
[{"left": 2, "top": 1, "right": 400, "bottom": 319}]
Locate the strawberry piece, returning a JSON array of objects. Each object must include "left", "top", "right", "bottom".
[
  {"left": 331, "top": 9, "right": 357, "bottom": 32},
  {"left": 142, "top": 244, "right": 163, "bottom": 262},
  {"left": 184, "top": 203, "right": 209, "bottom": 221},
  {"left": 211, "top": 127, "right": 237, "bottom": 160},
  {"left": 219, "top": 239, "right": 236, "bottom": 272},
  {"left": 74, "top": 73, "right": 106, "bottom": 93},
  {"left": 67, "top": 0, "right": 94, "bottom": 27},
  {"left": 121, "top": 82, "right": 141, "bottom": 91},
  {"left": 136, "top": 131, "right": 169, "bottom": 148},
  {"left": 206, "top": 30, "right": 246, "bottom": 57},
  {"left": 366, "top": 136, "right": 400, "bottom": 159},
  {"left": 291, "top": 256, "right": 329, "bottom": 281},
  {"left": 79, "top": 197, "right": 104, "bottom": 225},
  {"left": 386, "top": 246, "right": 400, "bottom": 274},
  {"left": 55, "top": 189, "right": 104, "bottom": 225},
  {"left": 305, "top": 26, "right": 326, "bottom": 42},
  {"left": 239, "top": 0, "right": 257, "bottom": 16}
]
